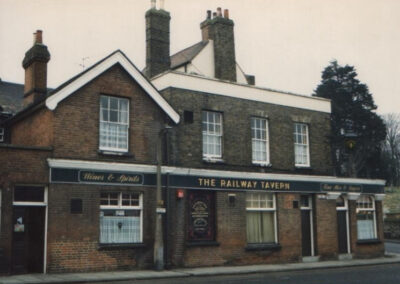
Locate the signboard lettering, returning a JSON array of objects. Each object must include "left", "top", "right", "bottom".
[{"left": 79, "top": 171, "right": 143, "bottom": 185}]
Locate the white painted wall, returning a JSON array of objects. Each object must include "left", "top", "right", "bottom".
[
  {"left": 187, "top": 40, "right": 214, "bottom": 77},
  {"left": 152, "top": 71, "right": 331, "bottom": 113}
]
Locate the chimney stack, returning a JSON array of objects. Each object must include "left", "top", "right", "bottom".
[
  {"left": 200, "top": 8, "right": 237, "bottom": 82},
  {"left": 22, "top": 30, "right": 51, "bottom": 107},
  {"left": 144, "top": 0, "right": 171, "bottom": 78}
]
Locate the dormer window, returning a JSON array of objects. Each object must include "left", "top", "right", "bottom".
[{"left": 99, "top": 95, "right": 129, "bottom": 152}]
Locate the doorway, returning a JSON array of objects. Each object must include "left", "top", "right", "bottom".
[
  {"left": 336, "top": 196, "right": 350, "bottom": 254},
  {"left": 11, "top": 186, "right": 47, "bottom": 274},
  {"left": 300, "top": 195, "right": 314, "bottom": 257}
]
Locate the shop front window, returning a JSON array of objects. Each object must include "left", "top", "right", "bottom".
[
  {"left": 246, "top": 192, "right": 277, "bottom": 244},
  {"left": 356, "top": 195, "right": 377, "bottom": 240},
  {"left": 99, "top": 192, "right": 142, "bottom": 244}
]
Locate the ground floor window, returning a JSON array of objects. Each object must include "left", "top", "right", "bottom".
[
  {"left": 246, "top": 192, "right": 277, "bottom": 243},
  {"left": 99, "top": 192, "right": 142, "bottom": 244},
  {"left": 356, "top": 195, "right": 377, "bottom": 240}
]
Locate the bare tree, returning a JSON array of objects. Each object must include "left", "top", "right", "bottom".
[{"left": 382, "top": 113, "right": 400, "bottom": 186}]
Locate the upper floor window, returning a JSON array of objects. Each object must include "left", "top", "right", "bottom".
[
  {"left": 294, "top": 123, "right": 310, "bottom": 167},
  {"left": 246, "top": 192, "right": 277, "bottom": 244},
  {"left": 99, "top": 96, "right": 129, "bottom": 152},
  {"left": 251, "top": 117, "right": 269, "bottom": 165},
  {"left": 100, "top": 192, "right": 142, "bottom": 244},
  {"left": 356, "top": 195, "right": 377, "bottom": 240},
  {"left": 202, "top": 111, "right": 222, "bottom": 160},
  {"left": 0, "top": 127, "right": 4, "bottom": 142}
]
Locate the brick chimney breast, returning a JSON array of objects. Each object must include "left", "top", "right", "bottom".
[
  {"left": 200, "top": 8, "right": 236, "bottom": 82},
  {"left": 144, "top": 4, "right": 171, "bottom": 78},
  {"left": 22, "top": 30, "right": 51, "bottom": 107}
]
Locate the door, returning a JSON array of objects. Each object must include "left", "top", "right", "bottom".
[
  {"left": 12, "top": 206, "right": 45, "bottom": 274},
  {"left": 300, "top": 195, "right": 314, "bottom": 257},
  {"left": 336, "top": 196, "right": 350, "bottom": 254}
]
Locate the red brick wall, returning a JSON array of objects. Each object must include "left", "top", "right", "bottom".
[
  {"left": 11, "top": 108, "right": 54, "bottom": 147},
  {"left": 46, "top": 184, "right": 156, "bottom": 273},
  {"left": 179, "top": 192, "right": 303, "bottom": 267},
  {"left": 315, "top": 198, "right": 338, "bottom": 259},
  {"left": 0, "top": 147, "right": 51, "bottom": 273},
  {"left": 52, "top": 64, "right": 167, "bottom": 162}
]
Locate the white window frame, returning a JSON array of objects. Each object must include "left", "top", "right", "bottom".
[
  {"left": 0, "top": 127, "right": 4, "bottom": 142},
  {"left": 99, "top": 192, "right": 143, "bottom": 244},
  {"left": 246, "top": 192, "right": 278, "bottom": 244},
  {"left": 202, "top": 110, "right": 223, "bottom": 160},
  {"left": 251, "top": 117, "right": 270, "bottom": 165},
  {"left": 99, "top": 95, "right": 129, "bottom": 152},
  {"left": 294, "top": 123, "right": 310, "bottom": 167},
  {"left": 356, "top": 195, "right": 377, "bottom": 240}
]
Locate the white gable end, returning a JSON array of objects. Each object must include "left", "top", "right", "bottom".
[{"left": 45, "top": 51, "right": 180, "bottom": 124}]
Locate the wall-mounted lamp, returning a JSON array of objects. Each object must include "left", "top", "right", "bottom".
[{"left": 176, "top": 189, "right": 185, "bottom": 199}]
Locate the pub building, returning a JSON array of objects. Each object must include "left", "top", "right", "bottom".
[{"left": 0, "top": 2, "right": 385, "bottom": 275}]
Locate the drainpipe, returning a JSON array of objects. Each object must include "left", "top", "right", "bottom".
[{"left": 154, "top": 126, "right": 171, "bottom": 270}]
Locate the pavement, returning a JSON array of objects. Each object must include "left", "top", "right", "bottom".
[{"left": 1, "top": 254, "right": 400, "bottom": 284}]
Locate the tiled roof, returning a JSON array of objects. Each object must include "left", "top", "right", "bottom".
[
  {"left": 170, "top": 41, "right": 208, "bottom": 69},
  {"left": 0, "top": 80, "right": 24, "bottom": 114}
]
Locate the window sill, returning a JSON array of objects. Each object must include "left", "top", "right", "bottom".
[
  {"left": 203, "top": 158, "right": 225, "bottom": 164},
  {"left": 98, "top": 243, "right": 146, "bottom": 250},
  {"left": 357, "top": 239, "right": 381, "bottom": 245},
  {"left": 98, "top": 150, "right": 134, "bottom": 158},
  {"left": 295, "top": 165, "right": 312, "bottom": 169},
  {"left": 252, "top": 162, "right": 272, "bottom": 167},
  {"left": 245, "top": 243, "right": 281, "bottom": 251},
  {"left": 186, "top": 241, "right": 220, "bottom": 247}
]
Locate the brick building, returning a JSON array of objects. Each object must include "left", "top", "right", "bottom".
[{"left": 0, "top": 3, "right": 385, "bottom": 275}]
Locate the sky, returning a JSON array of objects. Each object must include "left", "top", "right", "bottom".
[{"left": 0, "top": 0, "right": 399, "bottom": 114}]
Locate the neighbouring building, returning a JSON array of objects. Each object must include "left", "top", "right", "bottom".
[{"left": 0, "top": 2, "right": 385, "bottom": 275}]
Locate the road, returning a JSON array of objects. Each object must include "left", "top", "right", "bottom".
[{"left": 88, "top": 263, "right": 400, "bottom": 284}]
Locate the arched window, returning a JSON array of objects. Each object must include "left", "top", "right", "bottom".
[{"left": 356, "top": 195, "right": 377, "bottom": 240}]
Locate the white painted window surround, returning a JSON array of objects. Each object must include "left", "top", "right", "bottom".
[
  {"left": 100, "top": 192, "right": 143, "bottom": 244},
  {"left": 99, "top": 95, "right": 129, "bottom": 152},
  {"left": 251, "top": 117, "right": 270, "bottom": 165},
  {"left": 246, "top": 192, "right": 277, "bottom": 244},
  {"left": 202, "top": 111, "right": 223, "bottom": 159},
  {"left": 294, "top": 123, "right": 310, "bottom": 167},
  {"left": 356, "top": 195, "right": 377, "bottom": 240}
]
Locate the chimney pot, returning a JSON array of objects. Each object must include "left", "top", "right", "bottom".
[
  {"left": 217, "top": 7, "right": 222, "bottom": 17},
  {"left": 207, "top": 10, "right": 211, "bottom": 20},
  {"left": 34, "top": 30, "right": 43, "bottom": 44},
  {"left": 224, "top": 9, "right": 229, "bottom": 19}
]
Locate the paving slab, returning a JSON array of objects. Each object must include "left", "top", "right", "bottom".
[{"left": 0, "top": 254, "right": 399, "bottom": 284}]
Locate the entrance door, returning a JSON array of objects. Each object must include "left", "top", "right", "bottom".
[
  {"left": 300, "top": 195, "right": 314, "bottom": 257},
  {"left": 336, "top": 196, "right": 350, "bottom": 254},
  {"left": 12, "top": 206, "right": 45, "bottom": 274}
]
